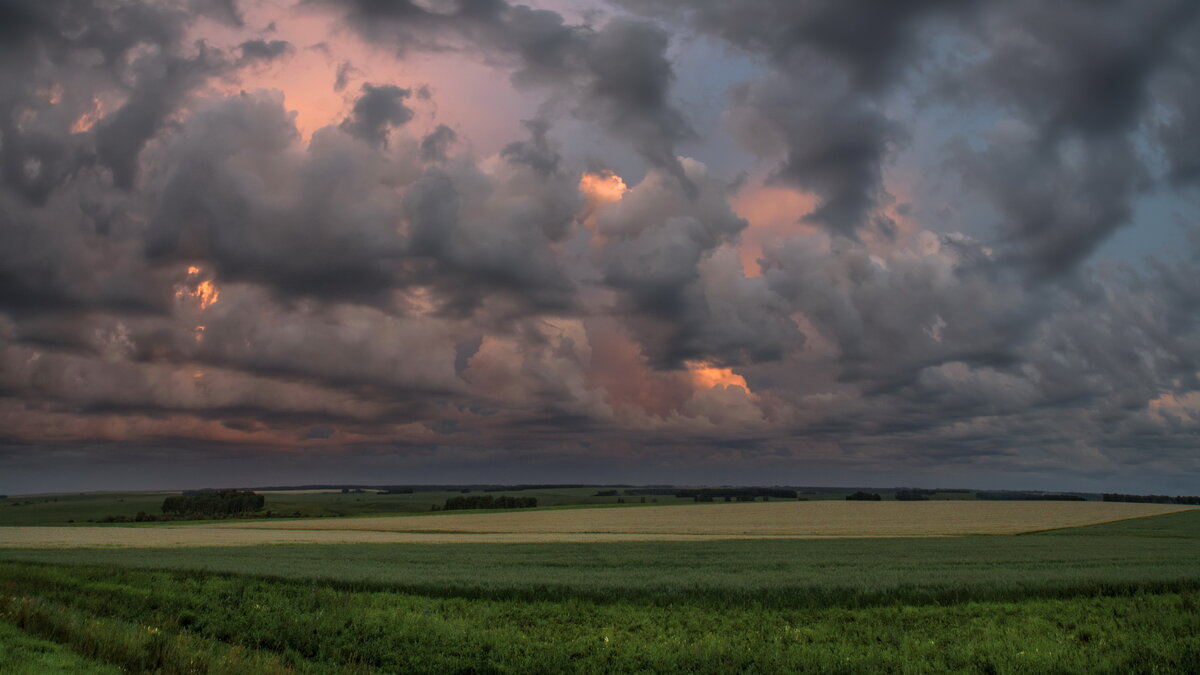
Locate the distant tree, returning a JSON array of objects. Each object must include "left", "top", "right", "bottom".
[
  {"left": 678, "top": 488, "right": 797, "bottom": 501},
  {"left": 162, "top": 490, "right": 265, "bottom": 517},
  {"left": 895, "top": 490, "right": 931, "bottom": 501},
  {"left": 846, "top": 492, "right": 882, "bottom": 501},
  {"left": 979, "top": 492, "right": 1087, "bottom": 502},
  {"left": 442, "top": 495, "right": 537, "bottom": 511}
]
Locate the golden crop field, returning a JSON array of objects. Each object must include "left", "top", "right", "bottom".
[
  {"left": 0, "top": 501, "right": 1191, "bottom": 548},
  {"left": 218, "top": 500, "right": 1192, "bottom": 536}
]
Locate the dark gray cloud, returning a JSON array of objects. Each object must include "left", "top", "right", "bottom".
[
  {"left": 316, "top": 0, "right": 697, "bottom": 192},
  {"left": 957, "top": 0, "right": 1199, "bottom": 140},
  {"left": 96, "top": 46, "right": 226, "bottom": 189},
  {"left": 0, "top": 0, "right": 228, "bottom": 315},
  {"left": 145, "top": 90, "right": 408, "bottom": 301},
  {"left": 238, "top": 39, "right": 293, "bottom": 64},
  {"left": 614, "top": 0, "right": 969, "bottom": 90},
  {"left": 951, "top": 131, "right": 1145, "bottom": 278},
  {"left": 338, "top": 83, "right": 415, "bottom": 148},
  {"left": 192, "top": 0, "right": 244, "bottom": 27},
  {"left": 142, "top": 92, "right": 581, "bottom": 315},
  {"left": 726, "top": 67, "right": 899, "bottom": 238},
  {"left": 613, "top": 0, "right": 974, "bottom": 237},
  {"left": 1154, "top": 19, "right": 1200, "bottom": 186},
  {"left": 333, "top": 61, "right": 356, "bottom": 92},
  {"left": 597, "top": 161, "right": 801, "bottom": 367},
  {"left": 0, "top": 0, "right": 207, "bottom": 201},
  {"left": 403, "top": 120, "right": 583, "bottom": 316},
  {"left": 420, "top": 124, "right": 458, "bottom": 161},
  {"left": 619, "top": 0, "right": 1200, "bottom": 267},
  {"left": 934, "top": 0, "right": 1200, "bottom": 275}
]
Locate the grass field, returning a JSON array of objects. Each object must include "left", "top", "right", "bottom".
[
  {"left": 2, "top": 500, "right": 1187, "bottom": 548},
  {"left": 0, "top": 508, "right": 1198, "bottom": 672},
  {"left": 0, "top": 487, "right": 983, "bottom": 528},
  {"left": 0, "top": 620, "right": 121, "bottom": 674},
  {"left": 0, "top": 488, "right": 697, "bottom": 527},
  {"left": 211, "top": 500, "right": 1189, "bottom": 535}
]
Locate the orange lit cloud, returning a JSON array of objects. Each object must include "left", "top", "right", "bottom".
[
  {"left": 175, "top": 267, "right": 220, "bottom": 309},
  {"left": 1148, "top": 391, "right": 1200, "bottom": 423},
  {"left": 71, "top": 98, "right": 105, "bottom": 133},
  {"left": 580, "top": 170, "right": 628, "bottom": 205},
  {"left": 578, "top": 170, "right": 629, "bottom": 239},
  {"left": 730, "top": 182, "right": 818, "bottom": 276},
  {"left": 686, "top": 360, "right": 750, "bottom": 392}
]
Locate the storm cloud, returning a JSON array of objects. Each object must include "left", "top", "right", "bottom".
[{"left": 1, "top": 0, "right": 1198, "bottom": 493}]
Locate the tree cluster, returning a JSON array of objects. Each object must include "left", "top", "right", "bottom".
[
  {"left": 845, "top": 492, "right": 882, "bottom": 501},
  {"left": 1102, "top": 493, "right": 1200, "bottom": 505},
  {"left": 676, "top": 488, "right": 798, "bottom": 501},
  {"left": 894, "top": 489, "right": 933, "bottom": 501},
  {"left": 976, "top": 492, "right": 1085, "bottom": 501},
  {"left": 162, "top": 490, "right": 265, "bottom": 516},
  {"left": 622, "top": 488, "right": 678, "bottom": 496},
  {"left": 440, "top": 495, "right": 538, "bottom": 511}
]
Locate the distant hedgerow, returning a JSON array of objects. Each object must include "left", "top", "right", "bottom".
[{"left": 161, "top": 490, "right": 265, "bottom": 517}]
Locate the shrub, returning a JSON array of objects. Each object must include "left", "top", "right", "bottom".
[
  {"left": 846, "top": 492, "right": 882, "bottom": 501},
  {"left": 442, "top": 495, "right": 537, "bottom": 511},
  {"left": 162, "top": 490, "right": 265, "bottom": 517}
]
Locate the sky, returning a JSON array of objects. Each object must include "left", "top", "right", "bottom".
[{"left": 1, "top": 0, "right": 1199, "bottom": 495}]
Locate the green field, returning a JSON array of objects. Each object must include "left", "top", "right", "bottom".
[
  {"left": 1, "top": 510, "right": 1199, "bottom": 673},
  {"left": 0, "top": 487, "right": 988, "bottom": 527},
  {"left": 0, "top": 620, "right": 121, "bottom": 674},
  {"left": 0, "top": 488, "right": 705, "bottom": 527}
]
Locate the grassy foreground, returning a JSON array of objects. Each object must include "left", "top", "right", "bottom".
[
  {"left": 0, "top": 511, "right": 1198, "bottom": 673},
  {"left": 0, "top": 620, "right": 120, "bottom": 674}
]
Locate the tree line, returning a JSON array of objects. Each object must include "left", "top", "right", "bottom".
[
  {"left": 975, "top": 492, "right": 1086, "bottom": 501},
  {"left": 162, "top": 490, "right": 265, "bottom": 517},
  {"left": 438, "top": 495, "right": 538, "bottom": 511},
  {"left": 1102, "top": 493, "right": 1200, "bottom": 505},
  {"left": 845, "top": 492, "right": 882, "bottom": 501},
  {"left": 676, "top": 488, "right": 799, "bottom": 502}
]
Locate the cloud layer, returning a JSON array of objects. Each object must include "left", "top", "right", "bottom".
[{"left": 1, "top": 0, "right": 1198, "bottom": 492}]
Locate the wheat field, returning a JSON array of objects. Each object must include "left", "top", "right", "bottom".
[
  {"left": 0, "top": 501, "right": 1191, "bottom": 548},
  {"left": 216, "top": 500, "right": 1192, "bottom": 536}
]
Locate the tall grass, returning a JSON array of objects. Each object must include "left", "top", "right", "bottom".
[
  {"left": 2, "top": 562, "right": 1198, "bottom": 674},
  {"left": 4, "top": 511, "right": 1199, "bottom": 609},
  {"left": 0, "top": 510, "right": 1196, "bottom": 673}
]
